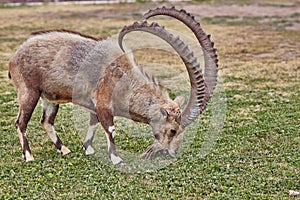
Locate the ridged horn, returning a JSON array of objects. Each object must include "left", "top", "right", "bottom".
[
  {"left": 142, "top": 7, "right": 218, "bottom": 128},
  {"left": 118, "top": 21, "right": 206, "bottom": 128}
]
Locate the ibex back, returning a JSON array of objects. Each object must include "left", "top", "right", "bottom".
[{"left": 9, "top": 7, "right": 218, "bottom": 165}]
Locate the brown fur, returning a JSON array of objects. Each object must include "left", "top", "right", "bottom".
[
  {"left": 9, "top": 30, "right": 185, "bottom": 163},
  {"left": 9, "top": 6, "right": 217, "bottom": 163},
  {"left": 31, "top": 29, "right": 107, "bottom": 41},
  {"left": 8, "top": 5, "right": 217, "bottom": 163}
]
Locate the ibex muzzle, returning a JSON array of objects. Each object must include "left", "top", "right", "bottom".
[{"left": 8, "top": 7, "right": 218, "bottom": 165}]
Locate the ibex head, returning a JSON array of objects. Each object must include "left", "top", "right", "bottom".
[
  {"left": 119, "top": 7, "right": 219, "bottom": 159},
  {"left": 141, "top": 96, "right": 185, "bottom": 159}
]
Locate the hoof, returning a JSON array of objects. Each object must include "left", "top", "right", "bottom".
[
  {"left": 110, "top": 154, "right": 124, "bottom": 165},
  {"left": 116, "top": 161, "right": 126, "bottom": 166},
  {"left": 61, "top": 145, "right": 71, "bottom": 155},
  {"left": 24, "top": 151, "right": 34, "bottom": 162},
  {"left": 85, "top": 146, "right": 95, "bottom": 155}
]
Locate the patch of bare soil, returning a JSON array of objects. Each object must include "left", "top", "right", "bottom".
[
  {"left": 28, "top": 2, "right": 300, "bottom": 30},
  {"left": 184, "top": 3, "right": 299, "bottom": 18},
  {"left": 181, "top": 2, "right": 300, "bottom": 30}
]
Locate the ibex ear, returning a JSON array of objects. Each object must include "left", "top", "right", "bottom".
[{"left": 174, "top": 96, "right": 185, "bottom": 108}]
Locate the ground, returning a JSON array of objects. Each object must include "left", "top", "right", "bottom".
[{"left": 0, "top": 0, "right": 299, "bottom": 199}]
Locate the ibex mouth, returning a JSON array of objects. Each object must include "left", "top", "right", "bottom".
[
  {"left": 141, "top": 144, "right": 177, "bottom": 160},
  {"left": 166, "top": 149, "right": 177, "bottom": 158},
  {"left": 140, "top": 144, "right": 160, "bottom": 160},
  {"left": 160, "top": 149, "right": 176, "bottom": 159}
]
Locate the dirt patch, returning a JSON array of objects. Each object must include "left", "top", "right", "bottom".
[
  {"left": 4, "top": 2, "right": 299, "bottom": 30},
  {"left": 0, "top": 1, "right": 299, "bottom": 88},
  {"left": 180, "top": 2, "right": 300, "bottom": 31},
  {"left": 184, "top": 3, "right": 299, "bottom": 18}
]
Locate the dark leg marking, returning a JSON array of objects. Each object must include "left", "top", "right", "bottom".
[
  {"left": 41, "top": 99, "right": 71, "bottom": 155},
  {"left": 15, "top": 89, "right": 40, "bottom": 161},
  {"left": 96, "top": 108, "right": 124, "bottom": 165},
  {"left": 83, "top": 113, "right": 99, "bottom": 155}
]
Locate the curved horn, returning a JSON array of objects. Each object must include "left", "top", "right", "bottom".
[
  {"left": 118, "top": 21, "right": 206, "bottom": 128},
  {"left": 142, "top": 7, "right": 219, "bottom": 127}
]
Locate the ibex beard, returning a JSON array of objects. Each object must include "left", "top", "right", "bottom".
[{"left": 8, "top": 7, "right": 218, "bottom": 165}]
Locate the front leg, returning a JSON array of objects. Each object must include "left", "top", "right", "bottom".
[
  {"left": 96, "top": 108, "right": 124, "bottom": 165},
  {"left": 83, "top": 113, "right": 99, "bottom": 155}
]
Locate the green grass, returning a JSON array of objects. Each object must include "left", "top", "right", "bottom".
[{"left": 0, "top": 2, "right": 299, "bottom": 199}]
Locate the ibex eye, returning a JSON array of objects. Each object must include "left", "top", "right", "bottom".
[{"left": 170, "top": 129, "right": 177, "bottom": 136}]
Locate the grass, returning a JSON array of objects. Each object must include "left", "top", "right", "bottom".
[
  {"left": 0, "top": 1, "right": 299, "bottom": 199},
  {"left": 203, "top": 15, "right": 300, "bottom": 30}
]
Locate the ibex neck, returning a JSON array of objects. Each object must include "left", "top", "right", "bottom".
[{"left": 128, "top": 87, "right": 162, "bottom": 124}]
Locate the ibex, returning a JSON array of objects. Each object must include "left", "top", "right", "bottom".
[{"left": 9, "top": 7, "right": 218, "bottom": 165}]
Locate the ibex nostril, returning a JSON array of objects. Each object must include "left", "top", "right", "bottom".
[{"left": 170, "top": 129, "right": 177, "bottom": 137}]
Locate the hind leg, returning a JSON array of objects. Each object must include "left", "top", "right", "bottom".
[
  {"left": 83, "top": 113, "right": 99, "bottom": 155},
  {"left": 15, "top": 89, "right": 40, "bottom": 162},
  {"left": 41, "top": 99, "right": 71, "bottom": 155}
]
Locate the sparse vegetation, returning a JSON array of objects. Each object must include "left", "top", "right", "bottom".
[{"left": 0, "top": 1, "right": 299, "bottom": 199}]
